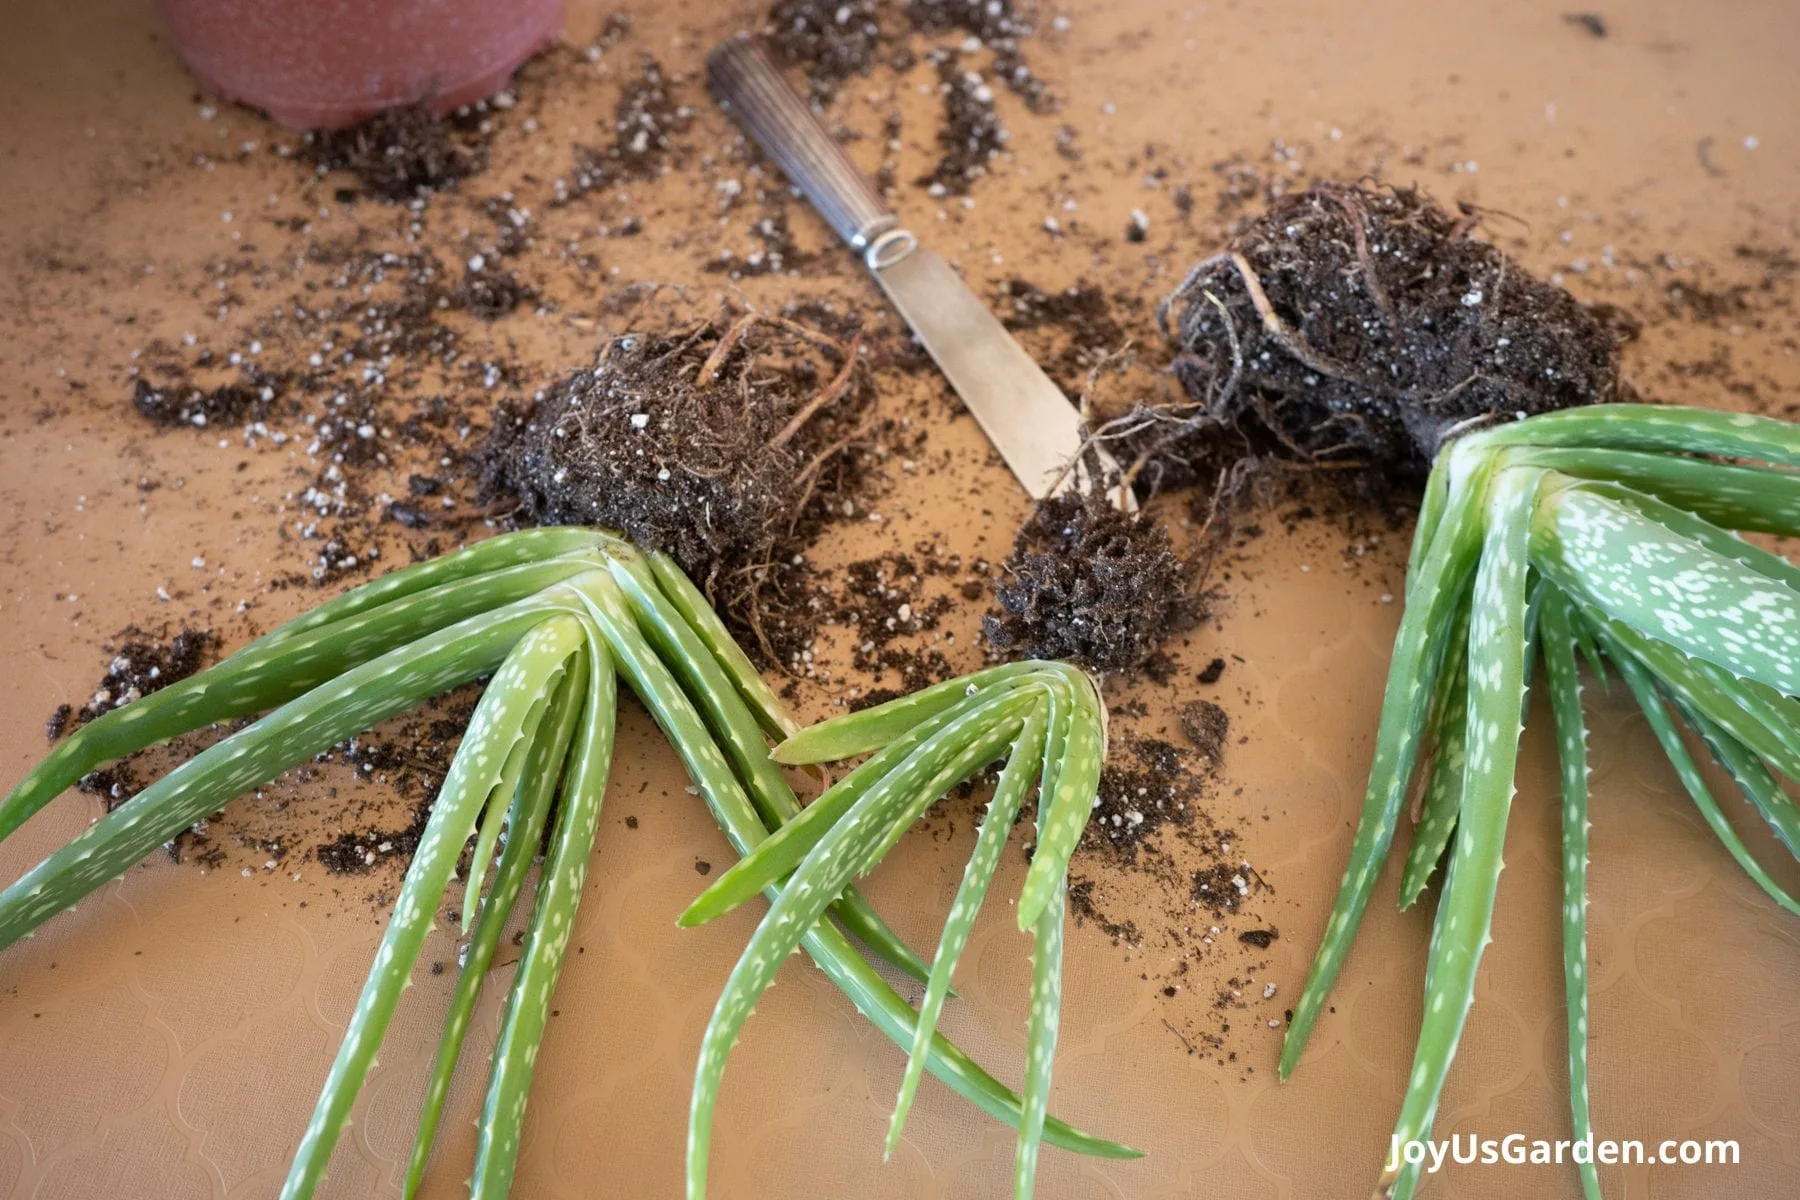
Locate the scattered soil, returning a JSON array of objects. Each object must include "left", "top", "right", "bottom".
[
  {"left": 765, "top": 0, "right": 887, "bottom": 99},
  {"left": 131, "top": 375, "right": 283, "bottom": 429},
  {"left": 1065, "top": 732, "right": 1279, "bottom": 1068},
  {"left": 479, "top": 304, "right": 888, "bottom": 667},
  {"left": 834, "top": 550, "right": 963, "bottom": 696},
  {"left": 998, "top": 277, "right": 1141, "bottom": 395},
  {"left": 303, "top": 104, "right": 486, "bottom": 200},
  {"left": 1112, "top": 183, "right": 1623, "bottom": 494},
  {"left": 916, "top": 51, "right": 1007, "bottom": 196},
  {"left": 984, "top": 493, "right": 1197, "bottom": 675},
  {"left": 1090, "top": 737, "right": 1196, "bottom": 852},
  {"left": 761, "top": 0, "right": 1050, "bottom": 195},
  {"left": 567, "top": 55, "right": 691, "bottom": 194},
  {"left": 53, "top": 625, "right": 218, "bottom": 732}
]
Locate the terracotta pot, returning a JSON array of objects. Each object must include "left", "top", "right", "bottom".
[{"left": 155, "top": 0, "right": 566, "bottom": 130}]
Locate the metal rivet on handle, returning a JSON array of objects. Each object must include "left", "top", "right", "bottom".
[{"left": 865, "top": 228, "right": 919, "bottom": 270}]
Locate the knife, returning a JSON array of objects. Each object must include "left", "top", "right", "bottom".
[{"left": 706, "top": 37, "right": 1134, "bottom": 511}]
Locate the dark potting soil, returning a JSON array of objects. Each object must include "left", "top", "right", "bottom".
[
  {"left": 479, "top": 306, "right": 888, "bottom": 667},
  {"left": 1122, "top": 183, "right": 1623, "bottom": 493},
  {"left": 304, "top": 104, "right": 487, "bottom": 201},
  {"left": 1178, "top": 699, "right": 1230, "bottom": 762},
  {"left": 984, "top": 493, "right": 1197, "bottom": 675},
  {"left": 51, "top": 624, "right": 219, "bottom": 734},
  {"left": 997, "top": 277, "right": 1138, "bottom": 396},
  {"left": 567, "top": 55, "right": 692, "bottom": 194},
  {"left": 1065, "top": 731, "right": 1280, "bottom": 1066},
  {"left": 761, "top": 0, "right": 1050, "bottom": 195},
  {"left": 915, "top": 51, "right": 1007, "bottom": 196},
  {"left": 131, "top": 374, "right": 285, "bottom": 429}
]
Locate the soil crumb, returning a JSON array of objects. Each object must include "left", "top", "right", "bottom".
[
  {"left": 1178, "top": 699, "right": 1230, "bottom": 762},
  {"left": 480, "top": 304, "right": 884, "bottom": 666},
  {"left": 304, "top": 104, "right": 485, "bottom": 200},
  {"left": 1119, "top": 183, "right": 1622, "bottom": 493},
  {"left": 984, "top": 493, "right": 1195, "bottom": 674}
]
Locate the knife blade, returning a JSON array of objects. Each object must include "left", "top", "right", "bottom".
[{"left": 706, "top": 36, "right": 1133, "bottom": 510}]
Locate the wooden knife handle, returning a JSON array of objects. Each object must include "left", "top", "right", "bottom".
[{"left": 707, "top": 37, "right": 896, "bottom": 250}]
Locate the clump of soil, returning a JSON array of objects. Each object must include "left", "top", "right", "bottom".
[
  {"left": 984, "top": 493, "right": 1196, "bottom": 674},
  {"left": 304, "top": 104, "right": 485, "bottom": 200},
  {"left": 50, "top": 625, "right": 218, "bottom": 734},
  {"left": 1120, "top": 183, "right": 1623, "bottom": 493},
  {"left": 131, "top": 374, "right": 283, "bottom": 429},
  {"left": 916, "top": 52, "right": 1007, "bottom": 196},
  {"left": 480, "top": 306, "right": 883, "bottom": 664},
  {"left": 1178, "top": 699, "right": 1230, "bottom": 762}
]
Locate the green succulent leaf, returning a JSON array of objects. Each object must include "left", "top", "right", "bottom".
[
  {"left": 1540, "top": 591, "right": 1602, "bottom": 1200},
  {"left": 1536, "top": 482, "right": 1800, "bottom": 695},
  {"left": 1299, "top": 404, "right": 1800, "bottom": 1200},
  {"left": 404, "top": 651, "right": 587, "bottom": 1199},
  {"left": 471, "top": 639, "right": 619, "bottom": 1198},
  {"left": 1280, "top": 447, "right": 1491, "bottom": 1078},
  {"left": 281, "top": 613, "right": 589, "bottom": 1200},
  {"left": 885, "top": 706, "right": 1049, "bottom": 1156},
  {"left": 1382, "top": 465, "right": 1542, "bottom": 1200},
  {"left": 1605, "top": 637, "right": 1800, "bottom": 916}
]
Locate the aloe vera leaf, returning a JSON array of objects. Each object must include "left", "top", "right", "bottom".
[
  {"left": 773, "top": 661, "right": 1055, "bottom": 764},
  {"left": 1406, "top": 448, "right": 1458, "bottom": 587},
  {"left": 605, "top": 551, "right": 931, "bottom": 984},
  {"left": 1605, "top": 638, "right": 1800, "bottom": 916},
  {"left": 1573, "top": 478, "right": 1800, "bottom": 591},
  {"left": 1017, "top": 702, "right": 1075, "bottom": 1200},
  {"left": 680, "top": 680, "right": 1053, "bottom": 928},
  {"left": 1, "top": 557, "right": 591, "bottom": 844},
  {"left": 688, "top": 714, "right": 1027, "bottom": 1200},
  {"left": 1540, "top": 591, "right": 1603, "bottom": 1200},
  {"left": 470, "top": 642, "right": 620, "bottom": 1199},
  {"left": 247, "top": 527, "right": 602, "bottom": 650},
  {"left": 403, "top": 651, "right": 587, "bottom": 1199},
  {"left": 809, "top": 912, "right": 1137, "bottom": 1161},
  {"left": 885, "top": 705, "right": 1050, "bottom": 1157},
  {"left": 645, "top": 549, "right": 799, "bottom": 740},
  {"left": 0, "top": 601, "right": 557, "bottom": 953},
  {"left": 567, "top": 574, "right": 1135, "bottom": 1162},
  {"left": 1534, "top": 482, "right": 1800, "bottom": 695},
  {"left": 1515, "top": 445, "right": 1800, "bottom": 538},
  {"left": 1018, "top": 666, "right": 1106, "bottom": 929},
  {"left": 1279, "top": 451, "right": 1493, "bottom": 1078},
  {"left": 1399, "top": 656, "right": 1468, "bottom": 909},
  {"left": 1382, "top": 465, "right": 1541, "bottom": 1200},
  {"left": 460, "top": 664, "right": 565, "bottom": 931},
  {"left": 1678, "top": 701, "right": 1800, "bottom": 861},
  {"left": 1586, "top": 613, "right": 1800, "bottom": 780},
  {"left": 1389, "top": 575, "right": 1548, "bottom": 906},
  {"left": 280, "top": 613, "right": 588, "bottom": 1200},
  {"left": 1483, "top": 403, "right": 1800, "bottom": 467},
  {"left": 869, "top": 672, "right": 1075, "bottom": 873}
]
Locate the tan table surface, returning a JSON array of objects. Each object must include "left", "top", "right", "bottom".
[{"left": 2, "top": 1, "right": 1798, "bottom": 1197}]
